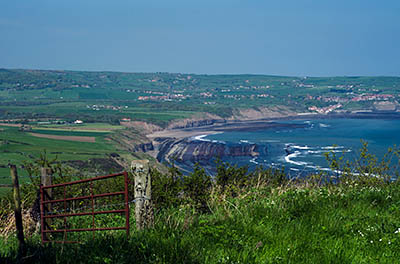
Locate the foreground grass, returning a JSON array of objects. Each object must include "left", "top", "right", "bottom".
[{"left": 1, "top": 183, "right": 400, "bottom": 263}]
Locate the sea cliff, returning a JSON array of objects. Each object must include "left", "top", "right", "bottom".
[{"left": 152, "top": 137, "right": 265, "bottom": 164}]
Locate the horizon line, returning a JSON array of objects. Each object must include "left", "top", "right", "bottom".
[{"left": 1, "top": 67, "right": 399, "bottom": 79}]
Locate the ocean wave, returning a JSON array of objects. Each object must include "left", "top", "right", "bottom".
[
  {"left": 192, "top": 134, "right": 225, "bottom": 144},
  {"left": 292, "top": 145, "right": 312, "bottom": 150},
  {"left": 319, "top": 123, "right": 330, "bottom": 128},
  {"left": 308, "top": 149, "right": 351, "bottom": 154},
  {"left": 322, "top": 146, "right": 344, "bottom": 150},
  {"left": 284, "top": 151, "right": 308, "bottom": 166},
  {"left": 249, "top": 157, "right": 259, "bottom": 165},
  {"left": 240, "top": 139, "right": 254, "bottom": 144},
  {"left": 276, "top": 129, "right": 294, "bottom": 133},
  {"left": 308, "top": 150, "right": 323, "bottom": 154},
  {"left": 283, "top": 143, "right": 353, "bottom": 168},
  {"left": 192, "top": 134, "right": 209, "bottom": 141}
]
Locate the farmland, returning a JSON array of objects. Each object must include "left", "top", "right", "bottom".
[
  {"left": 0, "top": 123, "right": 130, "bottom": 195},
  {"left": 1, "top": 69, "right": 399, "bottom": 195},
  {"left": 0, "top": 69, "right": 400, "bottom": 262},
  {"left": 0, "top": 69, "right": 399, "bottom": 126}
]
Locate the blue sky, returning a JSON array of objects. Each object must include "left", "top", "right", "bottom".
[{"left": 0, "top": 0, "right": 399, "bottom": 76}]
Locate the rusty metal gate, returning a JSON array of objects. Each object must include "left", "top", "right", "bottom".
[{"left": 40, "top": 172, "right": 130, "bottom": 243}]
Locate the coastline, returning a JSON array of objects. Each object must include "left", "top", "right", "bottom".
[
  {"left": 141, "top": 111, "right": 400, "bottom": 175},
  {"left": 146, "top": 111, "right": 400, "bottom": 140}
]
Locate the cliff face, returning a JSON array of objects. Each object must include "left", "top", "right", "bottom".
[
  {"left": 133, "top": 142, "right": 154, "bottom": 152},
  {"left": 167, "top": 119, "right": 219, "bottom": 129},
  {"left": 165, "top": 107, "right": 298, "bottom": 130},
  {"left": 166, "top": 113, "right": 225, "bottom": 130},
  {"left": 153, "top": 137, "right": 264, "bottom": 164}
]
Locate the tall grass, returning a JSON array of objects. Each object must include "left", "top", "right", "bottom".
[
  {"left": 1, "top": 146, "right": 400, "bottom": 263},
  {"left": 1, "top": 180, "right": 400, "bottom": 263}
]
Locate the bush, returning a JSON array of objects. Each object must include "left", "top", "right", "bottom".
[
  {"left": 183, "top": 164, "right": 212, "bottom": 213},
  {"left": 151, "top": 163, "right": 183, "bottom": 210}
]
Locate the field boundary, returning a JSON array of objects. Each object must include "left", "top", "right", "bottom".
[{"left": 29, "top": 133, "right": 96, "bottom": 142}]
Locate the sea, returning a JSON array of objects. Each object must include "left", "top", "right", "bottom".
[{"left": 204, "top": 118, "right": 400, "bottom": 176}]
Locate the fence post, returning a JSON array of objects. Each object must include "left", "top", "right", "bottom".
[
  {"left": 40, "top": 167, "right": 53, "bottom": 194},
  {"left": 10, "top": 164, "right": 25, "bottom": 258},
  {"left": 131, "top": 160, "right": 153, "bottom": 230},
  {"left": 41, "top": 167, "right": 53, "bottom": 226}
]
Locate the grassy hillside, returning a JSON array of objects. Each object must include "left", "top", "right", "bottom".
[
  {"left": 1, "top": 179, "right": 399, "bottom": 263},
  {"left": 1, "top": 144, "right": 399, "bottom": 263}
]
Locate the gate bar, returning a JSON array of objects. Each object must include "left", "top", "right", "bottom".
[
  {"left": 42, "top": 172, "right": 127, "bottom": 189},
  {"left": 124, "top": 171, "right": 130, "bottom": 237},
  {"left": 44, "top": 209, "right": 126, "bottom": 219},
  {"left": 40, "top": 172, "right": 130, "bottom": 243},
  {"left": 43, "top": 227, "right": 126, "bottom": 233},
  {"left": 42, "top": 191, "right": 125, "bottom": 204}
]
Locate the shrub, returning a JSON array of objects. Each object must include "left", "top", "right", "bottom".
[{"left": 183, "top": 164, "right": 212, "bottom": 213}]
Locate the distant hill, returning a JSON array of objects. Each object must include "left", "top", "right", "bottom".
[{"left": 0, "top": 69, "right": 399, "bottom": 125}]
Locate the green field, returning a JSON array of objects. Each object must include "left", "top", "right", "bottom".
[
  {"left": 0, "top": 125, "right": 126, "bottom": 191},
  {"left": 35, "top": 123, "right": 124, "bottom": 132},
  {"left": 1, "top": 69, "right": 399, "bottom": 127},
  {"left": 30, "top": 129, "right": 109, "bottom": 137}
]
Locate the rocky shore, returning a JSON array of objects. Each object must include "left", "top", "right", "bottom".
[
  {"left": 152, "top": 137, "right": 265, "bottom": 164},
  {"left": 133, "top": 111, "right": 400, "bottom": 170},
  {"left": 139, "top": 120, "right": 305, "bottom": 168}
]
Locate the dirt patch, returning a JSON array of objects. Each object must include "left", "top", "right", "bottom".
[
  {"left": 230, "top": 106, "right": 297, "bottom": 120},
  {"left": 121, "top": 121, "right": 162, "bottom": 133},
  {"left": 0, "top": 123, "right": 22, "bottom": 127},
  {"left": 29, "top": 133, "right": 96, "bottom": 142},
  {"left": 50, "top": 126, "right": 115, "bottom": 132}
]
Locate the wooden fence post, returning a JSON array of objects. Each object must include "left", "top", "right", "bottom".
[
  {"left": 41, "top": 167, "right": 53, "bottom": 226},
  {"left": 10, "top": 164, "right": 25, "bottom": 257},
  {"left": 131, "top": 160, "right": 153, "bottom": 230},
  {"left": 40, "top": 167, "right": 53, "bottom": 195}
]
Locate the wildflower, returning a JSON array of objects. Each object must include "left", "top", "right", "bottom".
[
  {"left": 379, "top": 239, "right": 382, "bottom": 242},
  {"left": 395, "top": 228, "right": 400, "bottom": 234},
  {"left": 255, "top": 241, "right": 263, "bottom": 249},
  {"left": 388, "top": 241, "right": 391, "bottom": 245}
]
